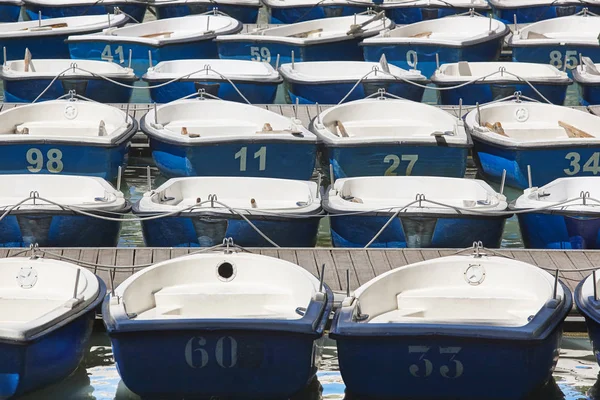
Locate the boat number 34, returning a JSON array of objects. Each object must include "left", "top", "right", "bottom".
[
  {"left": 409, "top": 345, "right": 464, "bottom": 378},
  {"left": 250, "top": 47, "right": 271, "bottom": 63},
  {"left": 549, "top": 50, "right": 578, "bottom": 70},
  {"left": 564, "top": 152, "right": 600, "bottom": 175},
  {"left": 26, "top": 148, "right": 63, "bottom": 173},
  {"left": 384, "top": 154, "right": 418, "bottom": 175},
  {"left": 185, "top": 336, "right": 238, "bottom": 368}
]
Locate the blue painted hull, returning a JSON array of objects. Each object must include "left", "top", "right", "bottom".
[
  {"left": 517, "top": 212, "right": 600, "bottom": 249},
  {"left": 363, "top": 35, "right": 507, "bottom": 78},
  {"left": 155, "top": 2, "right": 260, "bottom": 23},
  {"left": 269, "top": 4, "right": 369, "bottom": 23},
  {"left": 321, "top": 144, "right": 469, "bottom": 179},
  {"left": 434, "top": 80, "right": 569, "bottom": 105},
  {"left": 493, "top": 3, "right": 600, "bottom": 24},
  {"left": 0, "top": 3, "right": 21, "bottom": 22},
  {"left": 471, "top": 138, "right": 600, "bottom": 189},
  {"left": 0, "top": 280, "right": 105, "bottom": 399},
  {"left": 383, "top": 6, "right": 490, "bottom": 24},
  {"left": 3, "top": 77, "right": 135, "bottom": 103},
  {"left": 575, "top": 280, "right": 600, "bottom": 368},
  {"left": 3, "top": 34, "right": 78, "bottom": 60},
  {"left": 576, "top": 81, "right": 600, "bottom": 106},
  {"left": 146, "top": 79, "right": 280, "bottom": 104},
  {"left": 286, "top": 79, "right": 426, "bottom": 104},
  {"left": 218, "top": 37, "right": 366, "bottom": 68},
  {"left": 138, "top": 213, "right": 322, "bottom": 247},
  {"left": 512, "top": 45, "right": 600, "bottom": 78},
  {"left": 329, "top": 213, "right": 508, "bottom": 248},
  {"left": 24, "top": 3, "right": 148, "bottom": 22}
]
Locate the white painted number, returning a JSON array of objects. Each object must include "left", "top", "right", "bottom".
[
  {"left": 185, "top": 336, "right": 238, "bottom": 369},
  {"left": 26, "top": 148, "right": 63, "bottom": 173},
  {"left": 406, "top": 50, "right": 418, "bottom": 68},
  {"left": 101, "top": 45, "right": 125, "bottom": 64},
  {"left": 384, "top": 154, "right": 418, "bottom": 176},
  {"left": 409, "top": 346, "right": 463, "bottom": 379},
  {"left": 250, "top": 46, "right": 271, "bottom": 63},
  {"left": 549, "top": 50, "right": 578, "bottom": 70},
  {"left": 235, "top": 146, "right": 267, "bottom": 172},
  {"left": 564, "top": 152, "right": 600, "bottom": 175}
]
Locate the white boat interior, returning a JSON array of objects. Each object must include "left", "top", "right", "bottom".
[
  {"left": 0, "top": 100, "right": 133, "bottom": 144},
  {"left": 137, "top": 177, "right": 321, "bottom": 215},
  {"left": 378, "top": 0, "right": 488, "bottom": 8},
  {"left": 579, "top": 270, "right": 600, "bottom": 306},
  {"left": 216, "top": 14, "right": 394, "bottom": 45},
  {"left": 0, "top": 257, "right": 100, "bottom": 341},
  {"left": 143, "top": 59, "right": 280, "bottom": 82},
  {"left": 573, "top": 56, "right": 600, "bottom": 83},
  {"left": 0, "top": 14, "right": 127, "bottom": 37},
  {"left": 325, "top": 176, "right": 507, "bottom": 214},
  {"left": 108, "top": 252, "right": 322, "bottom": 321},
  {"left": 263, "top": 0, "right": 369, "bottom": 6},
  {"left": 0, "top": 59, "right": 135, "bottom": 79},
  {"left": 151, "top": 0, "right": 259, "bottom": 6},
  {"left": 312, "top": 99, "right": 467, "bottom": 145},
  {"left": 511, "top": 15, "right": 600, "bottom": 45},
  {"left": 513, "top": 177, "right": 600, "bottom": 212},
  {"left": 432, "top": 61, "right": 569, "bottom": 83},
  {"left": 490, "top": 0, "right": 599, "bottom": 6},
  {"left": 465, "top": 101, "right": 600, "bottom": 146},
  {"left": 143, "top": 99, "right": 315, "bottom": 143},
  {"left": 349, "top": 255, "right": 563, "bottom": 326},
  {"left": 362, "top": 16, "right": 507, "bottom": 45},
  {"left": 25, "top": 0, "right": 146, "bottom": 4},
  {"left": 0, "top": 175, "right": 126, "bottom": 211},
  {"left": 279, "top": 60, "right": 427, "bottom": 82}
]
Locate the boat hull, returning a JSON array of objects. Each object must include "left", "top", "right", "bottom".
[
  {"left": 139, "top": 213, "right": 322, "bottom": 247},
  {"left": 493, "top": 3, "right": 600, "bottom": 24},
  {"left": 512, "top": 44, "right": 600, "bottom": 78},
  {"left": 383, "top": 5, "right": 490, "bottom": 24},
  {"left": 3, "top": 34, "right": 78, "bottom": 60},
  {"left": 148, "top": 137, "right": 317, "bottom": 180},
  {"left": 517, "top": 212, "right": 600, "bottom": 249},
  {"left": 154, "top": 2, "right": 260, "bottom": 23},
  {"left": 329, "top": 213, "right": 507, "bottom": 248},
  {"left": 363, "top": 37, "right": 505, "bottom": 77},
  {"left": 0, "top": 2, "right": 21, "bottom": 22},
  {"left": 269, "top": 4, "right": 370, "bottom": 24},
  {"left": 285, "top": 79, "right": 425, "bottom": 104},
  {"left": 575, "top": 280, "right": 600, "bottom": 367},
  {"left": 146, "top": 78, "right": 279, "bottom": 103},
  {"left": 575, "top": 80, "right": 600, "bottom": 106},
  {"left": 3, "top": 76, "right": 135, "bottom": 103},
  {"left": 471, "top": 138, "right": 600, "bottom": 189},
  {"left": 24, "top": 3, "right": 148, "bottom": 22}
]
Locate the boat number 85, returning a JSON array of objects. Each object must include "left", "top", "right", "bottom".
[
  {"left": 185, "top": 336, "right": 237, "bottom": 369},
  {"left": 409, "top": 346, "right": 463, "bottom": 379},
  {"left": 250, "top": 46, "right": 271, "bottom": 63},
  {"left": 564, "top": 152, "right": 600, "bottom": 175},
  {"left": 26, "top": 148, "right": 63, "bottom": 173},
  {"left": 384, "top": 154, "right": 418, "bottom": 175},
  {"left": 549, "top": 50, "right": 578, "bottom": 70}
]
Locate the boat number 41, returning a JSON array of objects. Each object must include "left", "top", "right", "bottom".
[
  {"left": 549, "top": 50, "right": 578, "bottom": 70},
  {"left": 564, "top": 152, "right": 600, "bottom": 175},
  {"left": 26, "top": 148, "right": 63, "bottom": 173},
  {"left": 185, "top": 336, "right": 238, "bottom": 368},
  {"left": 409, "top": 345, "right": 463, "bottom": 378},
  {"left": 101, "top": 45, "right": 126, "bottom": 64}
]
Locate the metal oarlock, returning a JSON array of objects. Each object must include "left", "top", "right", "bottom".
[
  {"left": 594, "top": 270, "right": 598, "bottom": 301},
  {"left": 476, "top": 102, "right": 481, "bottom": 126},
  {"left": 513, "top": 14, "right": 518, "bottom": 33},
  {"left": 319, "top": 263, "right": 325, "bottom": 292},
  {"left": 527, "top": 165, "right": 532, "bottom": 188},
  {"left": 117, "top": 166, "right": 122, "bottom": 192},
  {"left": 153, "top": 102, "right": 158, "bottom": 125},
  {"left": 275, "top": 53, "right": 280, "bottom": 69},
  {"left": 435, "top": 53, "right": 439, "bottom": 70},
  {"left": 291, "top": 50, "right": 295, "bottom": 69},
  {"left": 148, "top": 50, "right": 153, "bottom": 68},
  {"left": 329, "top": 163, "right": 335, "bottom": 185},
  {"left": 346, "top": 269, "right": 350, "bottom": 297},
  {"left": 3, "top": 47, "right": 6, "bottom": 66},
  {"left": 146, "top": 165, "right": 152, "bottom": 190},
  {"left": 73, "top": 269, "right": 81, "bottom": 299},
  {"left": 128, "top": 49, "right": 132, "bottom": 69},
  {"left": 553, "top": 269, "right": 559, "bottom": 300}
]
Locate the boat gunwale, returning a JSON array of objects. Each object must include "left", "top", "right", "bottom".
[
  {"left": 378, "top": 0, "right": 489, "bottom": 9},
  {"left": 279, "top": 66, "right": 429, "bottom": 85},
  {"left": 142, "top": 75, "right": 283, "bottom": 85},
  {"left": 151, "top": 0, "right": 260, "bottom": 6},
  {"left": 0, "top": 13, "right": 129, "bottom": 37}
]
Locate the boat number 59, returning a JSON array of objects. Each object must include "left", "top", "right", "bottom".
[
  {"left": 549, "top": 50, "right": 578, "bottom": 70},
  {"left": 185, "top": 336, "right": 237, "bottom": 369},
  {"left": 409, "top": 346, "right": 463, "bottom": 379},
  {"left": 384, "top": 154, "right": 418, "bottom": 175},
  {"left": 250, "top": 46, "right": 271, "bottom": 63},
  {"left": 564, "top": 152, "right": 600, "bottom": 175},
  {"left": 26, "top": 148, "right": 63, "bottom": 173}
]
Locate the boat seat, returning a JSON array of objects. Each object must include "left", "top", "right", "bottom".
[
  {"left": 457, "top": 61, "right": 471, "bottom": 76},
  {"left": 141, "top": 31, "right": 173, "bottom": 38},
  {"left": 287, "top": 28, "right": 323, "bottom": 38},
  {"left": 0, "top": 298, "right": 68, "bottom": 324},
  {"left": 526, "top": 31, "right": 548, "bottom": 39}
]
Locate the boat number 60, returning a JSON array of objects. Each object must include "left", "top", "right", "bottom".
[
  {"left": 549, "top": 50, "right": 578, "bottom": 70},
  {"left": 185, "top": 336, "right": 238, "bottom": 369},
  {"left": 250, "top": 46, "right": 271, "bottom": 63},
  {"left": 409, "top": 346, "right": 463, "bottom": 378},
  {"left": 564, "top": 152, "right": 600, "bottom": 175},
  {"left": 406, "top": 50, "right": 418, "bottom": 68},
  {"left": 384, "top": 154, "right": 418, "bottom": 176},
  {"left": 26, "top": 148, "right": 63, "bottom": 173}
]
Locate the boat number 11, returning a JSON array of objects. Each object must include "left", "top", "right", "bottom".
[
  {"left": 564, "top": 152, "right": 600, "bottom": 175},
  {"left": 384, "top": 154, "right": 418, "bottom": 175},
  {"left": 26, "top": 148, "right": 63, "bottom": 173},
  {"left": 235, "top": 146, "right": 266, "bottom": 172}
]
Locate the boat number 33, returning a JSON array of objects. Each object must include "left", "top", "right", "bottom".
[
  {"left": 409, "top": 345, "right": 464, "bottom": 378},
  {"left": 564, "top": 152, "right": 600, "bottom": 175},
  {"left": 185, "top": 336, "right": 238, "bottom": 368},
  {"left": 26, "top": 148, "right": 63, "bottom": 173}
]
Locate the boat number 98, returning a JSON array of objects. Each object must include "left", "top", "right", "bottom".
[
  {"left": 384, "top": 154, "right": 418, "bottom": 176},
  {"left": 250, "top": 46, "right": 271, "bottom": 63},
  {"left": 549, "top": 50, "right": 578, "bottom": 70},
  {"left": 185, "top": 336, "right": 237, "bottom": 369},
  {"left": 409, "top": 346, "right": 463, "bottom": 379},
  {"left": 564, "top": 152, "right": 600, "bottom": 175},
  {"left": 26, "top": 148, "right": 63, "bottom": 173}
]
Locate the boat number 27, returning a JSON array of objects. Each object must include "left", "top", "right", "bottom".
[
  {"left": 409, "top": 345, "right": 463, "bottom": 378},
  {"left": 549, "top": 50, "right": 578, "bottom": 70},
  {"left": 564, "top": 152, "right": 600, "bottom": 175},
  {"left": 26, "top": 148, "right": 63, "bottom": 173},
  {"left": 185, "top": 336, "right": 237, "bottom": 368},
  {"left": 384, "top": 154, "right": 418, "bottom": 175},
  {"left": 250, "top": 47, "right": 271, "bottom": 63}
]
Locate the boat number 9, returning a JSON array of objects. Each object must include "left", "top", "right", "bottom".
[
  {"left": 406, "top": 50, "right": 418, "bottom": 68},
  {"left": 250, "top": 46, "right": 271, "bottom": 63},
  {"left": 101, "top": 45, "right": 125, "bottom": 64},
  {"left": 185, "top": 336, "right": 238, "bottom": 369},
  {"left": 564, "top": 152, "right": 600, "bottom": 175},
  {"left": 409, "top": 346, "right": 463, "bottom": 378},
  {"left": 26, "top": 148, "right": 63, "bottom": 173},
  {"left": 549, "top": 50, "right": 578, "bottom": 70},
  {"left": 384, "top": 154, "right": 418, "bottom": 176}
]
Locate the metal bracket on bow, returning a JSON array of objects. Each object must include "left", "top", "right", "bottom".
[
  {"left": 29, "top": 190, "right": 39, "bottom": 205},
  {"left": 208, "top": 194, "right": 218, "bottom": 207},
  {"left": 415, "top": 193, "right": 425, "bottom": 207},
  {"left": 223, "top": 237, "right": 235, "bottom": 254},
  {"left": 581, "top": 191, "right": 591, "bottom": 205},
  {"left": 29, "top": 243, "right": 40, "bottom": 260}
]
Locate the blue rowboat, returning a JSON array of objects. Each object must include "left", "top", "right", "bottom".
[
  {"left": 0, "top": 175, "right": 129, "bottom": 247},
  {"left": 141, "top": 99, "right": 318, "bottom": 179},
  {"left": 23, "top": 0, "right": 148, "bottom": 22},
  {"left": 310, "top": 98, "right": 471, "bottom": 179},
  {"left": 0, "top": 0, "right": 22, "bottom": 22},
  {"left": 151, "top": 0, "right": 260, "bottom": 23},
  {"left": 279, "top": 59, "right": 428, "bottom": 104},
  {"left": 490, "top": 0, "right": 600, "bottom": 24},
  {"left": 573, "top": 56, "right": 600, "bottom": 105},
  {"left": 431, "top": 61, "right": 571, "bottom": 105},
  {"left": 143, "top": 59, "right": 282, "bottom": 104},
  {"left": 330, "top": 250, "right": 572, "bottom": 399},
  {"left": 324, "top": 176, "right": 509, "bottom": 248},
  {"left": 263, "top": 0, "right": 371, "bottom": 24},
  {"left": 0, "top": 99, "right": 137, "bottom": 181},
  {"left": 67, "top": 14, "right": 243, "bottom": 76},
  {"left": 377, "top": 0, "right": 490, "bottom": 24},
  {"left": 0, "top": 59, "right": 137, "bottom": 103},
  {"left": 216, "top": 12, "right": 394, "bottom": 68},
  {"left": 575, "top": 272, "right": 600, "bottom": 368},
  {"left": 103, "top": 250, "right": 332, "bottom": 399},
  {"left": 509, "top": 14, "right": 600, "bottom": 78},
  {"left": 134, "top": 177, "right": 323, "bottom": 247},
  {"left": 0, "top": 13, "right": 129, "bottom": 60},
  {"left": 464, "top": 99, "right": 600, "bottom": 189},
  {"left": 0, "top": 257, "right": 105, "bottom": 398},
  {"left": 512, "top": 177, "right": 600, "bottom": 249},
  {"left": 362, "top": 15, "right": 509, "bottom": 77}
]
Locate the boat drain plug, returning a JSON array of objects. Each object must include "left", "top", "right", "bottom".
[{"left": 217, "top": 261, "right": 236, "bottom": 282}]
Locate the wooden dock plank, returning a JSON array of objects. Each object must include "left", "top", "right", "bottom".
[
  {"left": 404, "top": 249, "right": 425, "bottom": 264},
  {"left": 385, "top": 249, "right": 409, "bottom": 269},
  {"left": 547, "top": 250, "right": 585, "bottom": 281},
  {"left": 133, "top": 248, "right": 152, "bottom": 266},
  {"left": 367, "top": 249, "right": 392, "bottom": 276},
  {"left": 312, "top": 249, "right": 342, "bottom": 291},
  {"left": 171, "top": 247, "right": 191, "bottom": 259},
  {"left": 152, "top": 248, "right": 171, "bottom": 263},
  {"left": 330, "top": 250, "right": 359, "bottom": 293},
  {"left": 348, "top": 250, "right": 375, "bottom": 287},
  {"left": 294, "top": 249, "right": 319, "bottom": 277},
  {"left": 277, "top": 249, "right": 297, "bottom": 265},
  {"left": 420, "top": 249, "right": 441, "bottom": 260},
  {"left": 584, "top": 251, "right": 600, "bottom": 271}
]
